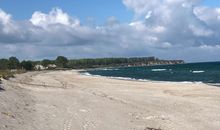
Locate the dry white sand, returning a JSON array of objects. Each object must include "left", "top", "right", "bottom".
[{"left": 0, "top": 70, "right": 220, "bottom": 130}]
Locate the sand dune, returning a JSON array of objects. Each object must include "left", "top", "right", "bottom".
[{"left": 0, "top": 70, "right": 220, "bottom": 130}]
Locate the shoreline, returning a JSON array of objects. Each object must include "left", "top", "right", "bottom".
[
  {"left": 78, "top": 70, "right": 220, "bottom": 87},
  {"left": 78, "top": 61, "right": 220, "bottom": 85}
]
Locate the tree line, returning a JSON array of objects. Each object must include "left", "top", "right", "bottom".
[
  {"left": 0, "top": 56, "right": 184, "bottom": 70},
  {"left": 67, "top": 57, "right": 159, "bottom": 68},
  {"left": 0, "top": 57, "right": 34, "bottom": 70}
]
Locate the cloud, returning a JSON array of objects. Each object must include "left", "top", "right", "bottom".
[
  {"left": 0, "top": 1, "right": 220, "bottom": 62},
  {"left": 188, "top": 24, "right": 213, "bottom": 37},
  {"left": 30, "top": 8, "right": 80, "bottom": 29},
  {"left": 122, "top": 0, "right": 220, "bottom": 61},
  {"left": 0, "top": 9, "right": 11, "bottom": 25},
  {"left": 0, "top": 8, "right": 164, "bottom": 60},
  {"left": 122, "top": 0, "right": 200, "bottom": 17},
  {"left": 0, "top": 9, "right": 17, "bottom": 34}
]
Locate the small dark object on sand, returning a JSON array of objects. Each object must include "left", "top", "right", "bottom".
[
  {"left": 145, "top": 127, "right": 162, "bottom": 130},
  {"left": 0, "top": 85, "right": 5, "bottom": 91}
]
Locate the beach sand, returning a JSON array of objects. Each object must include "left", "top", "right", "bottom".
[{"left": 0, "top": 70, "right": 220, "bottom": 130}]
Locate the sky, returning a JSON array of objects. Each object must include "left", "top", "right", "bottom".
[{"left": 0, "top": 0, "right": 220, "bottom": 62}]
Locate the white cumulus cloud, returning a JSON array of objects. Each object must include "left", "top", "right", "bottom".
[
  {"left": 30, "top": 8, "right": 80, "bottom": 29},
  {"left": 0, "top": 1, "right": 220, "bottom": 62}
]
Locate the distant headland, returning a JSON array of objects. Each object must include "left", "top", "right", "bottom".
[
  {"left": 0, "top": 56, "right": 184, "bottom": 82},
  {"left": 0, "top": 56, "right": 184, "bottom": 71}
]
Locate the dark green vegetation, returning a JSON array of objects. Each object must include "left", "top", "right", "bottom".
[
  {"left": 0, "top": 56, "right": 184, "bottom": 71},
  {"left": 20, "top": 61, "right": 34, "bottom": 71},
  {"left": 0, "top": 56, "right": 183, "bottom": 82},
  {"left": 0, "top": 57, "right": 31, "bottom": 81},
  {"left": 41, "top": 59, "right": 53, "bottom": 68},
  {"left": 0, "top": 57, "right": 34, "bottom": 71},
  {"left": 67, "top": 57, "right": 184, "bottom": 69},
  {"left": 55, "top": 56, "right": 68, "bottom": 68}
]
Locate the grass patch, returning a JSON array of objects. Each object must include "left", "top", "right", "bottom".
[
  {"left": 0, "top": 70, "right": 26, "bottom": 81},
  {"left": 0, "top": 70, "right": 14, "bottom": 80}
]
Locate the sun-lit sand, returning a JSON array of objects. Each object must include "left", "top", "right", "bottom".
[{"left": 0, "top": 70, "right": 220, "bottom": 130}]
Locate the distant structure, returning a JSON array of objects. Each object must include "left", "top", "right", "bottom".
[
  {"left": 35, "top": 65, "right": 46, "bottom": 70},
  {"left": 34, "top": 64, "right": 57, "bottom": 70},
  {"left": 47, "top": 64, "right": 57, "bottom": 69}
]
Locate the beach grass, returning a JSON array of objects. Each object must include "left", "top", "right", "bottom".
[{"left": 0, "top": 70, "right": 25, "bottom": 81}]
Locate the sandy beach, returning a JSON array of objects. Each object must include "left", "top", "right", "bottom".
[{"left": 0, "top": 70, "right": 220, "bottom": 130}]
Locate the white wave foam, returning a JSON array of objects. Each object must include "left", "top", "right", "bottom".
[
  {"left": 206, "top": 83, "right": 220, "bottom": 86},
  {"left": 137, "top": 79, "right": 151, "bottom": 82},
  {"left": 109, "top": 76, "right": 135, "bottom": 80},
  {"left": 151, "top": 69, "right": 166, "bottom": 72},
  {"left": 192, "top": 70, "right": 205, "bottom": 73},
  {"left": 96, "top": 68, "right": 119, "bottom": 71},
  {"left": 82, "top": 72, "right": 92, "bottom": 76},
  {"left": 80, "top": 72, "right": 207, "bottom": 85},
  {"left": 180, "top": 81, "right": 203, "bottom": 84}
]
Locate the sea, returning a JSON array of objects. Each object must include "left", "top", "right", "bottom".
[{"left": 83, "top": 62, "right": 220, "bottom": 85}]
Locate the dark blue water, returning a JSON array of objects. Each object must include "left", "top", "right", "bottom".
[{"left": 85, "top": 62, "right": 220, "bottom": 84}]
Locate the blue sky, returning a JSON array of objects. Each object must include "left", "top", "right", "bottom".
[
  {"left": 202, "top": 0, "right": 220, "bottom": 7},
  {"left": 0, "top": 0, "right": 133, "bottom": 24},
  {"left": 0, "top": 0, "right": 217, "bottom": 24},
  {"left": 0, "top": 0, "right": 220, "bottom": 61}
]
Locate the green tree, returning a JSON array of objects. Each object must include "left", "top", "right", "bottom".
[
  {"left": 41, "top": 59, "right": 51, "bottom": 67},
  {"left": 0, "top": 59, "right": 9, "bottom": 70},
  {"left": 8, "top": 57, "right": 20, "bottom": 69},
  {"left": 55, "top": 56, "right": 68, "bottom": 68},
  {"left": 21, "top": 61, "right": 34, "bottom": 70}
]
